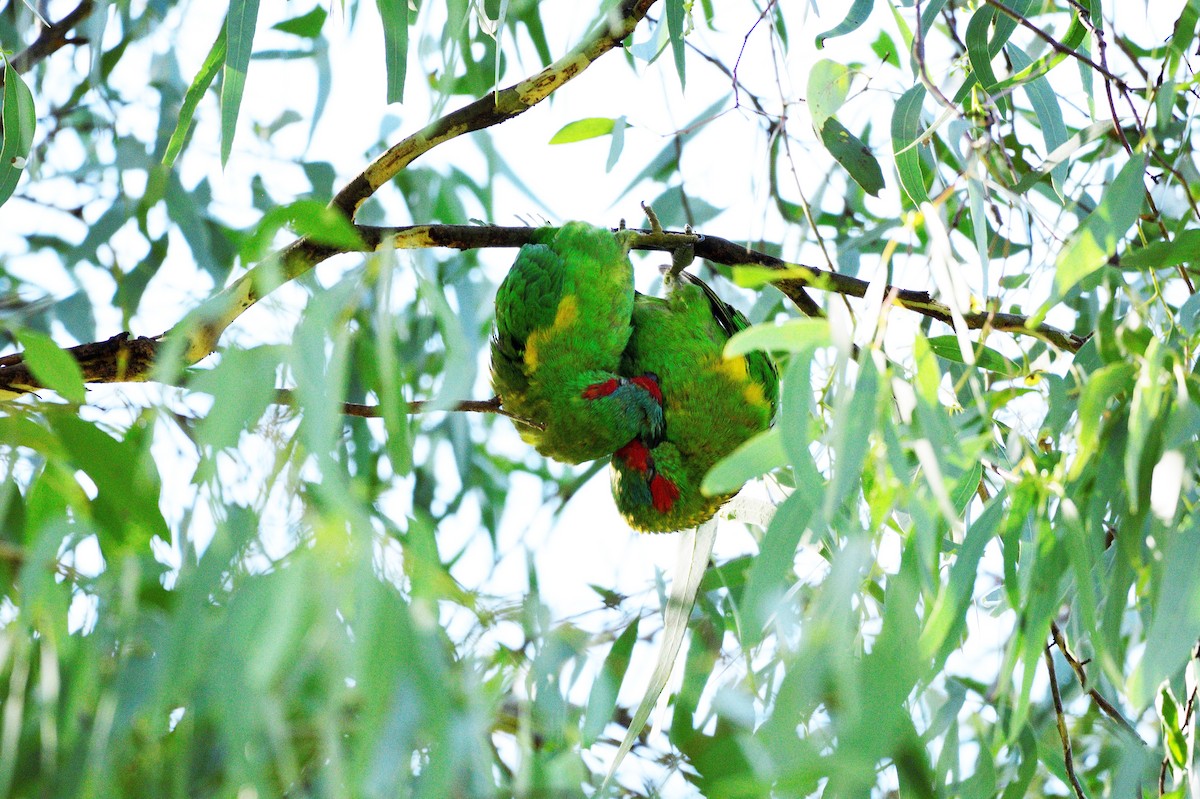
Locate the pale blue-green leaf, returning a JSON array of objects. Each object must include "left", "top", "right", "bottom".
[
  {"left": 918, "top": 492, "right": 1004, "bottom": 666},
  {"left": 966, "top": 175, "right": 990, "bottom": 290},
  {"left": 417, "top": 267, "right": 475, "bottom": 410},
  {"left": 892, "top": 85, "right": 929, "bottom": 205},
  {"left": 666, "top": 0, "right": 686, "bottom": 89},
  {"left": 815, "top": 0, "right": 873, "bottom": 48},
  {"left": 1054, "top": 154, "right": 1146, "bottom": 296},
  {"left": 13, "top": 330, "right": 86, "bottom": 404},
  {"left": 1010, "top": 120, "right": 1112, "bottom": 196},
  {"left": 807, "top": 59, "right": 851, "bottom": 128},
  {"left": 600, "top": 520, "right": 716, "bottom": 795},
  {"left": 725, "top": 318, "right": 830, "bottom": 356},
  {"left": 605, "top": 116, "right": 627, "bottom": 172},
  {"left": 582, "top": 615, "right": 640, "bottom": 746},
  {"left": 0, "top": 58, "right": 36, "bottom": 208},
  {"left": 1131, "top": 521, "right": 1200, "bottom": 708},
  {"left": 377, "top": 0, "right": 409, "bottom": 104},
  {"left": 1011, "top": 46, "right": 1068, "bottom": 197},
  {"left": 1180, "top": 291, "right": 1200, "bottom": 336},
  {"left": 190, "top": 347, "right": 283, "bottom": 451},
  {"left": 548, "top": 117, "right": 615, "bottom": 144},
  {"left": 820, "top": 117, "right": 885, "bottom": 196},
  {"left": 221, "top": 0, "right": 261, "bottom": 165},
  {"left": 824, "top": 354, "right": 878, "bottom": 518}
]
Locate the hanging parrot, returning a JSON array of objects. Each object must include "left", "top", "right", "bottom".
[
  {"left": 610, "top": 268, "right": 778, "bottom": 532},
  {"left": 491, "top": 222, "right": 666, "bottom": 464}
]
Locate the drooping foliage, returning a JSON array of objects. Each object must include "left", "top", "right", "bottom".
[{"left": 1, "top": 1, "right": 1200, "bottom": 796}]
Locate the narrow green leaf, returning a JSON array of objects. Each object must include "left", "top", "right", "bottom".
[
  {"left": 377, "top": 0, "right": 409, "bottom": 104},
  {"left": 1053, "top": 154, "right": 1146, "bottom": 296},
  {"left": 820, "top": 116, "right": 885, "bottom": 196},
  {"left": 666, "top": 0, "right": 686, "bottom": 89},
  {"left": 0, "top": 58, "right": 36, "bottom": 208},
  {"left": 892, "top": 85, "right": 929, "bottom": 205},
  {"left": 725, "top": 318, "right": 830, "bottom": 356},
  {"left": 1118, "top": 228, "right": 1200, "bottom": 270},
  {"left": 815, "top": 0, "right": 873, "bottom": 47},
  {"left": 221, "top": 0, "right": 261, "bottom": 165},
  {"left": 1158, "top": 686, "right": 1189, "bottom": 769},
  {"left": 582, "top": 616, "right": 640, "bottom": 746},
  {"left": 965, "top": 7, "right": 1001, "bottom": 91},
  {"left": 273, "top": 6, "right": 327, "bottom": 38},
  {"left": 702, "top": 427, "right": 786, "bottom": 496},
  {"left": 548, "top": 117, "right": 615, "bottom": 144},
  {"left": 926, "top": 335, "right": 1019, "bottom": 375},
  {"left": 13, "top": 330, "right": 86, "bottom": 404},
  {"left": 243, "top": 199, "right": 367, "bottom": 262}
]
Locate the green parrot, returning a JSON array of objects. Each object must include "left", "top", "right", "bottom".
[
  {"left": 491, "top": 222, "right": 666, "bottom": 464},
  {"left": 610, "top": 269, "right": 779, "bottom": 532}
]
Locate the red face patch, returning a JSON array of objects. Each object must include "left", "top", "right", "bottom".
[
  {"left": 615, "top": 440, "right": 651, "bottom": 472},
  {"left": 649, "top": 474, "right": 680, "bottom": 513},
  {"left": 630, "top": 374, "right": 664, "bottom": 404},
  {"left": 581, "top": 378, "right": 620, "bottom": 399}
]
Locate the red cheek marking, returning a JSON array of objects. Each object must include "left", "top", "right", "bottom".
[
  {"left": 649, "top": 474, "right": 680, "bottom": 513},
  {"left": 615, "top": 440, "right": 651, "bottom": 472},
  {"left": 630, "top": 374, "right": 663, "bottom": 405},
  {"left": 582, "top": 378, "right": 620, "bottom": 399}
]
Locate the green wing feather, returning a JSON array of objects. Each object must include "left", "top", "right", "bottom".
[
  {"left": 490, "top": 222, "right": 664, "bottom": 464},
  {"left": 612, "top": 269, "right": 778, "bottom": 532}
]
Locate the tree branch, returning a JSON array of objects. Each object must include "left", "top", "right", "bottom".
[
  {"left": 10, "top": 0, "right": 95, "bottom": 74},
  {"left": 330, "top": 0, "right": 658, "bottom": 220},
  {"left": 0, "top": 222, "right": 1089, "bottom": 397}
]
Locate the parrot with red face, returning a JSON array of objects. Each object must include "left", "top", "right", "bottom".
[
  {"left": 610, "top": 268, "right": 778, "bottom": 532},
  {"left": 491, "top": 222, "right": 665, "bottom": 464}
]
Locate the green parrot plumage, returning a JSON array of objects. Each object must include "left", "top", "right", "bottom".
[
  {"left": 491, "top": 222, "right": 665, "bottom": 464},
  {"left": 610, "top": 269, "right": 779, "bottom": 532}
]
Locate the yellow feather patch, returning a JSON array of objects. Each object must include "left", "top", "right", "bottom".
[
  {"left": 523, "top": 294, "right": 579, "bottom": 370},
  {"left": 743, "top": 381, "right": 768, "bottom": 409},
  {"left": 524, "top": 337, "right": 540, "bottom": 369},
  {"left": 553, "top": 294, "right": 579, "bottom": 328},
  {"left": 714, "top": 356, "right": 750, "bottom": 384}
]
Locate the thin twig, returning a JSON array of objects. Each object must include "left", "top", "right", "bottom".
[
  {"left": 1050, "top": 621, "right": 1147, "bottom": 744},
  {"left": 271, "top": 388, "right": 546, "bottom": 430},
  {"left": 1045, "top": 644, "right": 1088, "bottom": 799},
  {"left": 983, "top": 0, "right": 1128, "bottom": 88}
]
